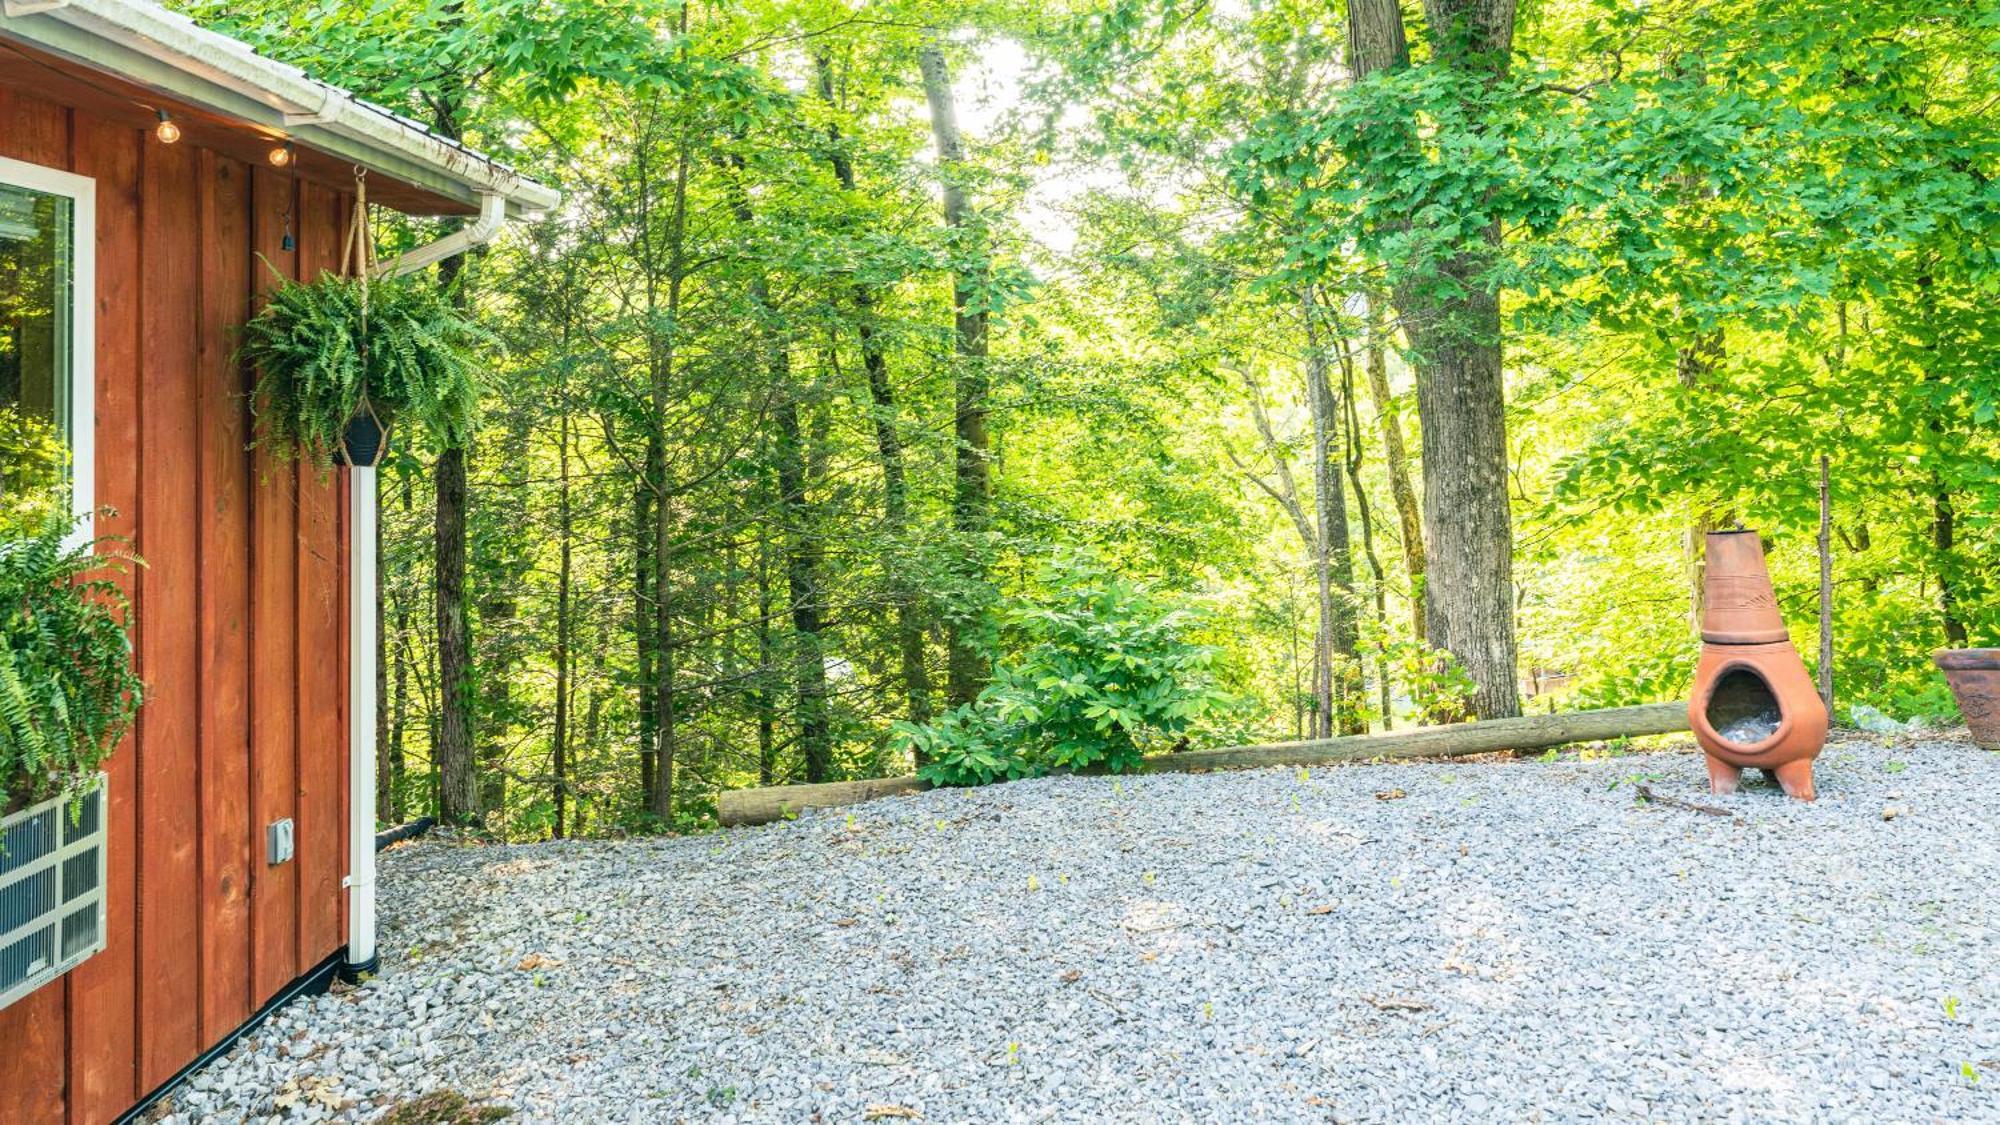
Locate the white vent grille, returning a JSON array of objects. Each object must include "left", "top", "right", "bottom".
[{"left": 0, "top": 776, "right": 107, "bottom": 1012}]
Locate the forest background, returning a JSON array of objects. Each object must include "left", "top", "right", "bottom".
[{"left": 173, "top": 0, "right": 2000, "bottom": 836}]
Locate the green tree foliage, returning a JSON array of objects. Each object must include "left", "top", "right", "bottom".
[
  {"left": 0, "top": 408, "right": 64, "bottom": 536},
  {"left": 156, "top": 0, "right": 2000, "bottom": 836}
]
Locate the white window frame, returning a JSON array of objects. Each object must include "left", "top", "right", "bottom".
[{"left": 0, "top": 155, "right": 95, "bottom": 548}]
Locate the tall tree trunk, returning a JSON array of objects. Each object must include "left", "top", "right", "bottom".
[
  {"left": 634, "top": 471, "right": 656, "bottom": 805},
  {"left": 552, "top": 345, "right": 573, "bottom": 840},
  {"left": 1349, "top": 0, "right": 1521, "bottom": 720},
  {"left": 814, "top": 54, "right": 932, "bottom": 732},
  {"left": 1932, "top": 450, "right": 1967, "bottom": 647},
  {"left": 1340, "top": 334, "right": 1394, "bottom": 730},
  {"left": 427, "top": 57, "right": 482, "bottom": 822},
  {"left": 1303, "top": 293, "right": 1361, "bottom": 736},
  {"left": 919, "top": 41, "right": 992, "bottom": 709},
  {"left": 1404, "top": 260, "right": 1519, "bottom": 720},
  {"left": 775, "top": 379, "right": 833, "bottom": 782},
  {"left": 434, "top": 440, "right": 477, "bottom": 823},
  {"left": 1232, "top": 367, "right": 1333, "bottom": 737},
  {"left": 1361, "top": 293, "right": 1425, "bottom": 642},
  {"left": 755, "top": 533, "right": 777, "bottom": 785},
  {"left": 643, "top": 97, "right": 691, "bottom": 824},
  {"left": 1915, "top": 282, "right": 1968, "bottom": 648}
]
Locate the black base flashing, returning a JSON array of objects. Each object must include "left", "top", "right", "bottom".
[{"left": 114, "top": 948, "right": 344, "bottom": 1125}]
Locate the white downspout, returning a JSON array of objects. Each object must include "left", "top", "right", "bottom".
[
  {"left": 347, "top": 193, "right": 514, "bottom": 981},
  {"left": 379, "top": 192, "right": 508, "bottom": 279},
  {"left": 344, "top": 463, "right": 380, "bottom": 978}
]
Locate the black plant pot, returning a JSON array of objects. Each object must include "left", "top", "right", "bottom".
[{"left": 338, "top": 400, "right": 390, "bottom": 468}]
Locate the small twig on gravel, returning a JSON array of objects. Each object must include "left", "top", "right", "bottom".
[
  {"left": 1088, "top": 988, "right": 1131, "bottom": 1016},
  {"left": 1364, "top": 995, "right": 1432, "bottom": 1012},
  {"left": 1634, "top": 783, "right": 1738, "bottom": 820}
]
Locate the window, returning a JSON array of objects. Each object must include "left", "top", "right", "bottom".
[{"left": 0, "top": 156, "right": 93, "bottom": 543}]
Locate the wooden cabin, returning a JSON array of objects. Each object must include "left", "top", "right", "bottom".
[{"left": 0, "top": 3, "right": 554, "bottom": 1122}]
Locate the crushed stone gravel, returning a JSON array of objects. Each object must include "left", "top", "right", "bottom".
[{"left": 163, "top": 732, "right": 2000, "bottom": 1123}]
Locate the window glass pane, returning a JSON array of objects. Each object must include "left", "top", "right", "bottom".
[{"left": 0, "top": 181, "right": 74, "bottom": 533}]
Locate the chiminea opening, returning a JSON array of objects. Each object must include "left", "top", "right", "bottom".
[{"left": 1707, "top": 667, "right": 1782, "bottom": 747}]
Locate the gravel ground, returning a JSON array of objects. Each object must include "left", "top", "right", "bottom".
[{"left": 165, "top": 732, "right": 2000, "bottom": 1123}]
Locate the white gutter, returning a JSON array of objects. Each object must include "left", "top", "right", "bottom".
[{"left": 0, "top": 0, "right": 560, "bottom": 218}]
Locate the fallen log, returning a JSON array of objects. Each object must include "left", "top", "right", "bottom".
[
  {"left": 1140, "top": 701, "right": 1689, "bottom": 774},
  {"left": 717, "top": 775, "right": 926, "bottom": 827},
  {"left": 716, "top": 702, "right": 1690, "bottom": 826}
]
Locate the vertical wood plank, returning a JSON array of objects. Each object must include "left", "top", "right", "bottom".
[
  {"left": 248, "top": 164, "right": 302, "bottom": 1005},
  {"left": 64, "top": 111, "right": 144, "bottom": 1125},
  {"left": 196, "top": 149, "right": 255, "bottom": 1045},
  {"left": 0, "top": 86, "right": 70, "bottom": 165},
  {"left": 135, "top": 127, "right": 202, "bottom": 1095},
  {"left": 0, "top": 87, "right": 72, "bottom": 1125},
  {"left": 295, "top": 182, "right": 347, "bottom": 965}
]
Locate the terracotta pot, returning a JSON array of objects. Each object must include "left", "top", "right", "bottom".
[
  {"left": 1687, "top": 530, "right": 1829, "bottom": 800},
  {"left": 1935, "top": 649, "right": 2000, "bottom": 750}
]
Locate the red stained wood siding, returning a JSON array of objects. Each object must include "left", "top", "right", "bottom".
[{"left": 0, "top": 89, "right": 354, "bottom": 1125}]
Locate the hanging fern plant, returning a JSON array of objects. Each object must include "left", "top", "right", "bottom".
[
  {"left": 239, "top": 267, "right": 493, "bottom": 466},
  {"left": 0, "top": 514, "right": 143, "bottom": 809}
]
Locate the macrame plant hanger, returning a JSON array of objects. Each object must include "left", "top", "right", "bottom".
[{"left": 339, "top": 167, "right": 385, "bottom": 464}]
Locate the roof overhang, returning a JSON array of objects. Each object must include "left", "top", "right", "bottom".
[{"left": 0, "top": 0, "right": 558, "bottom": 219}]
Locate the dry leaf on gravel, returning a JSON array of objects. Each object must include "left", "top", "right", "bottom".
[
  {"left": 864, "top": 1105, "right": 922, "bottom": 1120},
  {"left": 1374, "top": 789, "right": 1407, "bottom": 801}
]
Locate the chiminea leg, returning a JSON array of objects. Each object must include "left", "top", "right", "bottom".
[
  {"left": 1771, "top": 759, "right": 1817, "bottom": 802},
  {"left": 1704, "top": 757, "right": 1742, "bottom": 795}
]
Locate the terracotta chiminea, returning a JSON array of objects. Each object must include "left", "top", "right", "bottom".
[{"left": 1687, "top": 529, "right": 1829, "bottom": 800}]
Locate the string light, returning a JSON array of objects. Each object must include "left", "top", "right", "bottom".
[
  {"left": 153, "top": 110, "right": 180, "bottom": 145},
  {"left": 268, "top": 140, "right": 294, "bottom": 168}
]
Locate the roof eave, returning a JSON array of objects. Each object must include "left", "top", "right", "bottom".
[{"left": 0, "top": 0, "right": 559, "bottom": 218}]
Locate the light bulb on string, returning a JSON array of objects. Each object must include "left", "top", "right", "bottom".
[
  {"left": 154, "top": 110, "right": 180, "bottom": 145},
  {"left": 268, "top": 141, "right": 293, "bottom": 168}
]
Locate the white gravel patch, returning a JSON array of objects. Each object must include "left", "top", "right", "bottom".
[{"left": 167, "top": 732, "right": 2000, "bottom": 1123}]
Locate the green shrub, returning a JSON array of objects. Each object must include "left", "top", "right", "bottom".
[
  {"left": 0, "top": 515, "right": 142, "bottom": 805},
  {"left": 896, "top": 706, "right": 1041, "bottom": 788},
  {"left": 239, "top": 268, "right": 492, "bottom": 465},
  {"left": 898, "top": 556, "right": 1239, "bottom": 787}
]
